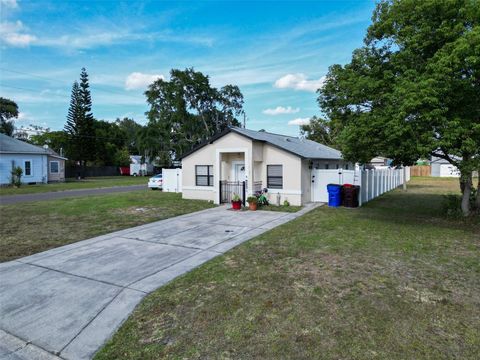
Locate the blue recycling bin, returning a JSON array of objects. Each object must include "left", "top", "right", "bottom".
[{"left": 327, "top": 184, "right": 342, "bottom": 207}]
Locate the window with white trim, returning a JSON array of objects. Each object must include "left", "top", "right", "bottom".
[
  {"left": 24, "top": 160, "right": 32, "bottom": 176},
  {"left": 267, "top": 165, "right": 283, "bottom": 189},
  {"left": 195, "top": 165, "right": 213, "bottom": 186},
  {"left": 50, "top": 161, "right": 59, "bottom": 173}
]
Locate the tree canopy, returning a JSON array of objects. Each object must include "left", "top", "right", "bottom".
[
  {"left": 0, "top": 97, "right": 19, "bottom": 136},
  {"left": 143, "top": 68, "right": 244, "bottom": 162},
  {"left": 300, "top": 116, "right": 341, "bottom": 148},
  {"left": 318, "top": 0, "right": 480, "bottom": 215}
]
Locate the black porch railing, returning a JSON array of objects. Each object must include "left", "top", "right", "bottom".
[{"left": 219, "top": 180, "right": 246, "bottom": 205}]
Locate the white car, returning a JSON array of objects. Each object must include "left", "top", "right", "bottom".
[{"left": 148, "top": 174, "right": 163, "bottom": 190}]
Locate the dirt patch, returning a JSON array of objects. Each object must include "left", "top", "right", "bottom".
[{"left": 113, "top": 206, "right": 161, "bottom": 216}]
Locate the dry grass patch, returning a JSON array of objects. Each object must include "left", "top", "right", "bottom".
[
  {"left": 0, "top": 191, "right": 214, "bottom": 262},
  {"left": 0, "top": 176, "right": 148, "bottom": 196}
]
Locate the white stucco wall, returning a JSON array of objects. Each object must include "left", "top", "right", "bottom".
[
  {"left": 260, "top": 145, "right": 303, "bottom": 206},
  {"left": 182, "top": 132, "right": 253, "bottom": 203},
  {"left": 181, "top": 132, "right": 346, "bottom": 206}
]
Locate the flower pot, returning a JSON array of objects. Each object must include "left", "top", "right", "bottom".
[
  {"left": 231, "top": 200, "right": 242, "bottom": 210},
  {"left": 249, "top": 202, "right": 257, "bottom": 211}
]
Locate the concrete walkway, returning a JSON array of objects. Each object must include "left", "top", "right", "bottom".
[
  {"left": 0, "top": 185, "right": 146, "bottom": 205},
  {"left": 0, "top": 204, "right": 321, "bottom": 360}
]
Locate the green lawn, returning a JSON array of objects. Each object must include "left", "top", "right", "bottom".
[
  {"left": 260, "top": 204, "right": 302, "bottom": 212},
  {"left": 0, "top": 191, "right": 214, "bottom": 262},
  {"left": 95, "top": 177, "right": 480, "bottom": 360},
  {"left": 0, "top": 176, "right": 149, "bottom": 196}
]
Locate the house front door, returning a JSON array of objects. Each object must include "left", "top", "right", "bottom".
[{"left": 233, "top": 163, "right": 246, "bottom": 182}]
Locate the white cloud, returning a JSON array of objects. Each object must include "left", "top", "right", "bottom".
[
  {"left": 288, "top": 117, "right": 311, "bottom": 126},
  {"left": 0, "top": 21, "right": 37, "bottom": 47},
  {"left": 274, "top": 73, "right": 325, "bottom": 92},
  {"left": 17, "top": 112, "right": 29, "bottom": 121},
  {"left": 125, "top": 72, "right": 164, "bottom": 90},
  {"left": 0, "top": 0, "right": 18, "bottom": 9},
  {"left": 262, "top": 106, "right": 300, "bottom": 115}
]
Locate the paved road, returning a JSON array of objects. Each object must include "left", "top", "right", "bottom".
[
  {"left": 0, "top": 204, "right": 320, "bottom": 360},
  {"left": 0, "top": 185, "right": 147, "bottom": 205}
]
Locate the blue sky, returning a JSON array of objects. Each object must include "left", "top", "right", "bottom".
[{"left": 0, "top": 0, "right": 375, "bottom": 136}]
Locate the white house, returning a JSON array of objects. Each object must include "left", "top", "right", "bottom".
[
  {"left": 0, "top": 133, "right": 67, "bottom": 185},
  {"left": 180, "top": 127, "right": 351, "bottom": 206},
  {"left": 431, "top": 156, "right": 461, "bottom": 177}
]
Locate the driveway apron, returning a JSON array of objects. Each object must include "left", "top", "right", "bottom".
[{"left": 0, "top": 204, "right": 321, "bottom": 360}]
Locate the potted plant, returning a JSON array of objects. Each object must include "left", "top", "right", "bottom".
[
  {"left": 231, "top": 193, "right": 242, "bottom": 210},
  {"left": 247, "top": 196, "right": 258, "bottom": 211}
]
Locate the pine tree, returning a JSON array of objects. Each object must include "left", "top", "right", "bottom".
[
  {"left": 64, "top": 81, "right": 83, "bottom": 161},
  {"left": 78, "top": 68, "right": 96, "bottom": 162},
  {"left": 64, "top": 81, "right": 81, "bottom": 136},
  {"left": 64, "top": 68, "right": 96, "bottom": 165}
]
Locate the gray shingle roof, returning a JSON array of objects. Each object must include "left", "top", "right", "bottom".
[
  {"left": 231, "top": 127, "right": 343, "bottom": 160},
  {"left": 0, "top": 133, "right": 49, "bottom": 154},
  {"left": 0, "top": 133, "right": 67, "bottom": 159}
]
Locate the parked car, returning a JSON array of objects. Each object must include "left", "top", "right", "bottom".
[{"left": 148, "top": 174, "right": 163, "bottom": 190}]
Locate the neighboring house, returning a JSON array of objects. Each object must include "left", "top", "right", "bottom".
[
  {"left": 180, "top": 127, "right": 351, "bottom": 206},
  {"left": 129, "top": 155, "right": 154, "bottom": 176},
  {"left": 431, "top": 156, "right": 460, "bottom": 177},
  {"left": 368, "top": 156, "right": 391, "bottom": 169},
  {"left": 45, "top": 147, "right": 67, "bottom": 182},
  {"left": 0, "top": 133, "right": 67, "bottom": 185}
]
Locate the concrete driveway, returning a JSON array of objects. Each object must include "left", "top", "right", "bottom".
[{"left": 0, "top": 204, "right": 319, "bottom": 360}]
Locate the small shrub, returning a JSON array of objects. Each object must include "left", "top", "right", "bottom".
[
  {"left": 442, "top": 192, "right": 477, "bottom": 218},
  {"left": 10, "top": 166, "right": 23, "bottom": 187},
  {"left": 283, "top": 200, "right": 290, "bottom": 207}
]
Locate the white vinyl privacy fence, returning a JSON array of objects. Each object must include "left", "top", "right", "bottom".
[
  {"left": 162, "top": 168, "right": 182, "bottom": 193},
  {"left": 311, "top": 167, "right": 410, "bottom": 206},
  {"left": 358, "top": 167, "right": 410, "bottom": 205}
]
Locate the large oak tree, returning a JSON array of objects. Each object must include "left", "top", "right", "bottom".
[
  {"left": 319, "top": 0, "right": 480, "bottom": 215},
  {"left": 143, "top": 68, "right": 244, "bottom": 163}
]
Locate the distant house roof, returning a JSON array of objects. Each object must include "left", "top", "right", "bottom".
[
  {"left": 431, "top": 156, "right": 461, "bottom": 164},
  {"left": 0, "top": 133, "right": 67, "bottom": 159},
  {"left": 181, "top": 127, "right": 343, "bottom": 160}
]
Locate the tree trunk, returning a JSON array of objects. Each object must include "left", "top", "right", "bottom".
[
  {"left": 460, "top": 172, "right": 472, "bottom": 217},
  {"left": 476, "top": 172, "right": 480, "bottom": 210},
  {"left": 199, "top": 112, "right": 210, "bottom": 135}
]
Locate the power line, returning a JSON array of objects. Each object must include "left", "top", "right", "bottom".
[
  {"left": 0, "top": 67, "right": 145, "bottom": 100},
  {"left": 0, "top": 84, "right": 68, "bottom": 98}
]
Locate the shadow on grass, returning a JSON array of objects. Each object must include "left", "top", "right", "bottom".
[{"left": 357, "top": 191, "right": 480, "bottom": 234}]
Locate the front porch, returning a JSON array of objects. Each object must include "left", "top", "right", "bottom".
[{"left": 215, "top": 149, "right": 262, "bottom": 205}]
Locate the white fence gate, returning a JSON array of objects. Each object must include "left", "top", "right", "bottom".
[
  {"left": 311, "top": 169, "right": 360, "bottom": 202},
  {"left": 162, "top": 168, "right": 182, "bottom": 193},
  {"left": 312, "top": 167, "right": 410, "bottom": 206}
]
